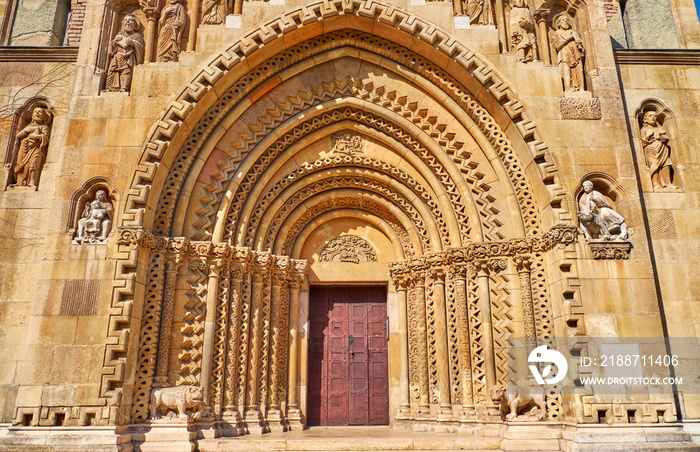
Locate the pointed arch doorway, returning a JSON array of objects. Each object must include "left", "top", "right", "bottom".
[{"left": 308, "top": 285, "right": 390, "bottom": 426}]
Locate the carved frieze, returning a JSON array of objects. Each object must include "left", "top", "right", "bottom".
[{"left": 330, "top": 132, "right": 363, "bottom": 156}]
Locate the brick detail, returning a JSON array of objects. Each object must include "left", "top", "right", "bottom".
[{"left": 65, "top": 0, "right": 87, "bottom": 46}]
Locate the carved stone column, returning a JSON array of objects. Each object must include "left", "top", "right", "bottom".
[
  {"left": 187, "top": 0, "right": 200, "bottom": 51},
  {"left": 223, "top": 255, "right": 245, "bottom": 424},
  {"left": 201, "top": 258, "right": 224, "bottom": 413},
  {"left": 476, "top": 261, "right": 497, "bottom": 390},
  {"left": 153, "top": 253, "right": 183, "bottom": 387},
  {"left": 245, "top": 256, "right": 267, "bottom": 432},
  {"left": 408, "top": 264, "right": 430, "bottom": 418},
  {"left": 286, "top": 273, "right": 303, "bottom": 429},
  {"left": 143, "top": 8, "right": 158, "bottom": 63},
  {"left": 534, "top": 9, "right": 551, "bottom": 65},
  {"left": 453, "top": 265, "right": 474, "bottom": 420},
  {"left": 431, "top": 265, "right": 452, "bottom": 419},
  {"left": 515, "top": 255, "right": 537, "bottom": 352},
  {"left": 266, "top": 256, "right": 289, "bottom": 431},
  {"left": 395, "top": 273, "right": 411, "bottom": 419}
]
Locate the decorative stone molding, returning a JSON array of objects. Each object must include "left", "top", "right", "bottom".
[
  {"left": 588, "top": 242, "right": 631, "bottom": 260},
  {"left": 559, "top": 98, "right": 602, "bottom": 120},
  {"left": 318, "top": 235, "right": 378, "bottom": 264},
  {"left": 578, "top": 396, "right": 676, "bottom": 424}
]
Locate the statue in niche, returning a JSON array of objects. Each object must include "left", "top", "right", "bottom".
[
  {"left": 465, "top": 0, "right": 494, "bottom": 25},
  {"left": 105, "top": 14, "right": 145, "bottom": 92},
  {"left": 74, "top": 190, "right": 114, "bottom": 244},
  {"left": 552, "top": 14, "right": 585, "bottom": 92},
  {"left": 201, "top": 0, "right": 226, "bottom": 24},
  {"left": 578, "top": 181, "right": 628, "bottom": 242},
  {"left": 10, "top": 106, "right": 52, "bottom": 188},
  {"left": 510, "top": 0, "right": 537, "bottom": 63},
  {"left": 157, "top": 0, "right": 187, "bottom": 62},
  {"left": 640, "top": 111, "right": 678, "bottom": 190}
]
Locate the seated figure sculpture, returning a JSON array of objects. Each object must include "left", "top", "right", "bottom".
[
  {"left": 578, "top": 181, "right": 628, "bottom": 242},
  {"left": 74, "top": 190, "right": 114, "bottom": 244}
]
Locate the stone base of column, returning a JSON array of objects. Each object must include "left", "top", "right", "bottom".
[
  {"left": 243, "top": 409, "right": 268, "bottom": 435},
  {"left": 286, "top": 407, "right": 305, "bottom": 431},
  {"left": 396, "top": 405, "right": 412, "bottom": 420},
  {"left": 266, "top": 408, "right": 288, "bottom": 432},
  {"left": 219, "top": 409, "right": 243, "bottom": 436},
  {"left": 434, "top": 405, "right": 456, "bottom": 432}
]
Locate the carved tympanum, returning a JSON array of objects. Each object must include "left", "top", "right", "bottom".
[
  {"left": 149, "top": 385, "right": 204, "bottom": 422},
  {"left": 318, "top": 235, "right": 378, "bottom": 264},
  {"left": 640, "top": 111, "right": 678, "bottom": 190},
  {"left": 105, "top": 14, "right": 144, "bottom": 92},
  {"left": 330, "top": 133, "right": 363, "bottom": 156},
  {"left": 510, "top": 0, "right": 537, "bottom": 63},
  {"left": 74, "top": 190, "right": 114, "bottom": 244},
  {"left": 157, "top": 0, "right": 186, "bottom": 62},
  {"left": 577, "top": 181, "right": 628, "bottom": 242},
  {"left": 10, "top": 106, "right": 52, "bottom": 188},
  {"left": 552, "top": 14, "right": 585, "bottom": 92}
]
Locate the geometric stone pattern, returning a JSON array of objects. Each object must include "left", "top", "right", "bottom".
[
  {"left": 559, "top": 98, "right": 603, "bottom": 120},
  {"left": 59, "top": 279, "right": 100, "bottom": 316},
  {"left": 647, "top": 209, "right": 678, "bottom": 239}
]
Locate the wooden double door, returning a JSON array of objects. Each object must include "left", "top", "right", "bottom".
[{"left": 308, "top": 286, "right": 389, "bottom": 426}]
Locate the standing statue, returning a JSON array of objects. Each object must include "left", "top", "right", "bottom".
[
  {"left": 74, "top": 190, "right": 114, "bottom": 244},
  {"left": 201, "top": 0, "right": 226, "bottom": 25},
  {"left": 105, "top": 14, "right": 145, "bottom": 92},
  {"left": 510, "top": 0, "right": 537, "bottom": 63},
  {"left": 466, "top": 0, "right": 494, "bottom": 25},
  {"left": 640, "top": 111, "right": 678, "bottom": 190},
  {"left": 552, "top": 15, "right": 585, "bottom": 92},
  {"left": 157, "top": 0, "right": 187, "bottom": 62},
  {"left": 11, "top": 106, "right": 52, "bottom": 188},
  {"left": 578, "top": 181, "right": 628, "bottom": 242}
]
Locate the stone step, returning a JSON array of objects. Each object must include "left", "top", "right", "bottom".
[{"left": 197, "top": 435, "right": 503, "bottom": 451}]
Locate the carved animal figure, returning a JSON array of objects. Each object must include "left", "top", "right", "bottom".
[
  {"left": 490, "top": 384, "right": 547, "bottom": 421},
  {"left": 149, "top": 385, "right": 204, "bottom": 421}
]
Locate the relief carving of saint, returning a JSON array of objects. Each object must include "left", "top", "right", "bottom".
[
  {"left": 74, "top": 190, "right": 114, "bottom": 244},
  {"left": 11, "top": 106, "right": 52, "bottom": 188},
  {"left": 466, "top": 0, "right": 494, "bottom": 25},
  {"left": 201, "top": 0, "right": 226, "bottom": 25},
  {"left": 552, "top": 15, "right": 585, "bottom": 92},
  {"left": 157, "top": 0, "right": 187, "bottom": 62},
  {"left": 578, "top": 181, "right": 628, "bottom": 242},
  {"left": 640, "top": 111, "right": 678, "bottom": 190},
  {"left": 510, "top": 0, "right": 537, "bottom": 63},
  {"left": 105, "top": 14, "right": 145, "bottom": 92}
]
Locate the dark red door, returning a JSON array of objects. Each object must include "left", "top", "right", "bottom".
[{"left": 308, "top": 286, "right": 389, "bottom": 426}]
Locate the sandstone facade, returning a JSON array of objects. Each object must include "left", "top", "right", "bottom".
[{"left": 0, "top": 0, "right": 699, "bottom": 450}]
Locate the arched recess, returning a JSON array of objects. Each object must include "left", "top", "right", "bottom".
[{"left": 102, "top": 0, "right": 585, "bottom": 432}]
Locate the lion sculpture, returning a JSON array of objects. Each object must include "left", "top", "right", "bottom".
[
  {"left": 149, "top": 385, "right": 204, "bottom": 422},
  {"left": 490, "top": 384, "right": 547, "bottom": 421}
]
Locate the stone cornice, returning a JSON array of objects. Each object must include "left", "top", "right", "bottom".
[
  {"left": 614, "top": 49, "right": 700, "bottom": 65},
  {"left": 0, "top": 46, "right": 79, "bottom": 62}
]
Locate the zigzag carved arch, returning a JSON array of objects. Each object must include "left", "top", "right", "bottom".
[{"left": 121, "top": 2, "right": 570, "bottom": 237}]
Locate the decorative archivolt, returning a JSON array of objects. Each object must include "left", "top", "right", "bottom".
[
  {"left": 240, "top": 154, "right": 451, "bottom": 250},
  {"left": 122, "top": 12, "right": 568, "bottom": 235}
]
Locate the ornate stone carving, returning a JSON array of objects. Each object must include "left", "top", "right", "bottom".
[
  {"left": 105, "top": 14, "right": 144, "bottom": 92},
  {"left": 464, "top": 0, "right": 494, "bottom": 25},
  {"left": 589, "top": 242, "right": 632, "bottom": 259},
  {"left": 318, "top": 235, "right": 378, "bottom": 264},
  {"left": 577, "top": 181, "right": 628, "bottom": 242},
  {"left": 640, "top": 111, "right": 679, "bottom": 190},
  {"left": 74, "top": 190, "right": 114, "bottom": 244},
  {"left": 559, "top": 98, "right": 602, "bottom": 120},
  {"left": 9, "top": 106, "right": 52, "bottom": 188},
  {"left": 552, "top": 14, "right": 585, "bottom": 92},
  {"left": 201, "top": 0, "right": 226, "bottom": 24},
  {"left": 330, "top": 132, "right": 363, "bottom": 156},
  {"left": 149, "top": 385, "right": 204, "bottom": 422},
  {"left": 490, "top": 385, "right": 546, "bottom": 421},
  {"left": 510, "top": 0, "right": 537, "bottom": 63},
  {"left": 157, "top": 0, "right": 186, "bottom": 62}
]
